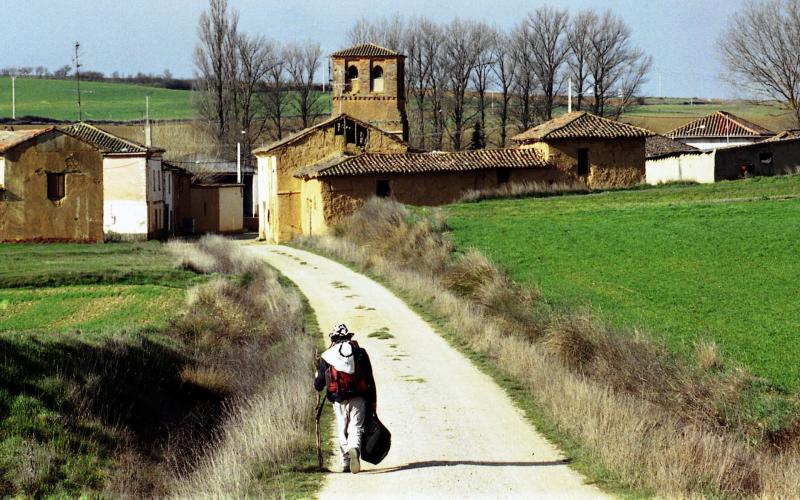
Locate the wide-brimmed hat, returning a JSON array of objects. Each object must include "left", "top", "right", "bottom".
[{"left": 329, "top": 323, "right": 354, "bottom": 340}]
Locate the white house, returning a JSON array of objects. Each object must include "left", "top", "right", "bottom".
[
  {"left": 62, "top": 123, "right": 168, "bottom": 240},
  {"left": 666, "top": 111, "right": 775, "bottom": 151}
]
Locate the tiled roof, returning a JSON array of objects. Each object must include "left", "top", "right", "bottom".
[
  {"left": 0, "top": 128, "right": 55, "bottom": 153},
  {"left": 666, "top": 111, "right": 774, "bottom": 139},
  {"left": 252, "top": 114, "right": 405, "bottom": 155},
  {"left": 331, "top": 43, "right": 400, "bottom": 57},
  {"left": 512, "top": 111, "right": 653, "bottom": 142},
  {"left": 61, "top": 122, "right": 163, "bottom": 154},
  {"left": 294, "top": 149, "right": 548, "bottom": 179},
  {"left": 762, "top": 129, "right": 800, "bottom": 143},
  {"left": 646, "top": 135, "right": 700, "bottom": 159}
]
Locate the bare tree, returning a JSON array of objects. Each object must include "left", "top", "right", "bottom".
[
  {"left": 523, "top": 6, "right": 570, "bottom": 120},
  {"left": 587, "top": 10, "right": 652, "bottom": 117},
  {"left": 263, "top": 46, "right": 291, "bottom": 140},
  {"left": 347, "top": 14, "right": 405, "bottom": 51},
  {"left": 194, "top": 0, "right": 235, "bottom": 142},
  {"left": 230, "top": 34, "right": 275, "bottom": 153},
  {"left": 492, "top": 32, "right": 517, "bottom": 146},
  {"left": 405, "top": 18, "right": 445, "bottom": 149},
  {"left": 285, "top": 41, "right": 324, "bottom": 129},
  {"left": 567, "top": 10, "right": 597, "bottom": 112},
  {"left": 719, "top": 0, "right": 800, "bottom": 126},
  {"left": 511, "top": 22, "right": 538, "bottom": 131},
  {"left": 470, "top": 23, "right": 497, "bottom": 131},
  {"left": 443, "top": 19, "right": 482, "bottom": 150}
]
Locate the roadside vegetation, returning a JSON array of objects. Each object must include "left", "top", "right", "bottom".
[
  {"left": 297, "top": 193, "right": 800, "bottom": 497},
  {"left": 0, "top": 237, "right": 323, "bottom": 497}
]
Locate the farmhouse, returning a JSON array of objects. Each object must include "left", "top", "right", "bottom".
[
  {"left": 0, "top": 128, "right": 104, "bottom": 242},
  {"left": 62, "top": 122, "right": 172, "bottom": 239},
  {"left": 512, "top": 111, "right": 653, "bottom": 187},
  {"left": 667, "top": 111, "right": 775, "bottom": 151}
]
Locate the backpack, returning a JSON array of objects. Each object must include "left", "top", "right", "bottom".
[{"left": 325, "top": 342, "right": 369, "bottom": 399}]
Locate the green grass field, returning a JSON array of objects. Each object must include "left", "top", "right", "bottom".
[
  {"left": 443, "top": 176, "right": 800, "bottom": 392},
  {"left": 0, "top": 77, "right": 333, "bottom": 123},
  {"left": 0, "top": 242, "right": 202, "bottom": 497}
]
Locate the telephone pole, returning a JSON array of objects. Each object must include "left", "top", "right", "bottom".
[
  {"left": 74, "top": 42, "right": 83, "bottom": 121},
  {"left": 11, "top": 75, "right": 16, "bottom": 120}
]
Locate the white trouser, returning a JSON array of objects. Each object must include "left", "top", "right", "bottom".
[{"left": 333, "top": 396, "right": 366, "bottom": 465}]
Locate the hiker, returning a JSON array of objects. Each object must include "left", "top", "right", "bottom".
[{"left": 314, "top": 324, "right": 377, "bottom": 473}]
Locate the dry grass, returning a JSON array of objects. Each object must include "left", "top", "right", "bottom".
[
  {"left": 165, "top": 235, "right": 316, "bottom": 497},
  {"left": 460, "top": 180, "right": 594, "bottom": 203},
  {"left": 297, "top": 197, "right": 800, "bottom": 498}
]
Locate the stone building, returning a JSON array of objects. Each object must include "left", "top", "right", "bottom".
[
  {"left": 331, "top": 43, "right": 409, "bottom": 141},
  {"left": 512, "top": 111, "right": 653, "bottom": 187},
  {"left": 0, "top": 128, "right": 105, "bottom": 242}
]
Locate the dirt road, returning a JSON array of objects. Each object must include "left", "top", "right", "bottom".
[{"left": 250, "top": 244, "right": 609, "bottom": 499}]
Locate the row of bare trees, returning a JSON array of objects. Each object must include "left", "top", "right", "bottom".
[
  {"left": 348, "top": 8, "right": 652, "bottom": 150},
  {"left": 194, "top": 0, "right": 324, "bottom": 155}
]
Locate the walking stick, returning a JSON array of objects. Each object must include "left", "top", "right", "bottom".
[{"left": 315, "top": 391, "right": 326, "bottom": 469}]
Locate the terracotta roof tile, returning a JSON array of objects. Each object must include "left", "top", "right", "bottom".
[
  {"left": 294, "top": 149, "right": 547, "bottom": 179},
  {"left": 61, "top": 122, "right": 163, "bottom": 154},
  {"left": 0, "top": 128, "right": 55, "bottom": 154},
  {"left": 331, "top": 43, "right": 400, "bottom": 57},
  {"left": 512, "top": 111, "right": 653, "bottom": 142},
  {"left": 762, "top": 129, "right": 800, "bottom": 143},
  {"left": 253, "top": 114, "right": 405, "bottom": 155},
  {"left": 666, "top": 111, "right": 774, "bottom": 139},
  {"left": 646, "top": 135, "right": 700, "bottom": 159}
]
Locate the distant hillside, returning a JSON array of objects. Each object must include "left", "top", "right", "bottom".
[{"left": 0, "top": 77, "right": 195, "bottom": 122}]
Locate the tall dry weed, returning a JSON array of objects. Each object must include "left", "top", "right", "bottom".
[{"left": 297, "top": 197, "right": 800, "bottom": 498}]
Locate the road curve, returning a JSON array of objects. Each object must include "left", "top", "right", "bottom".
[{"left": 248, "top": 243, "right": 609, "bottom": 499}]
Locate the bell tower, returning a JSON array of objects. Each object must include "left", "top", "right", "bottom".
[{"left": 330, "top": 43, "right": 409, "bottom": 141}]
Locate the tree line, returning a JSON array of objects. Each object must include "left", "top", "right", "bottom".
[{"left": 348, "top": 10, "right": 652, "bottom": 150}]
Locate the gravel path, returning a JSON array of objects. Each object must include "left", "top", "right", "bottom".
[{"left": 249, "top": 244, "right": 609, "bottom": 499}]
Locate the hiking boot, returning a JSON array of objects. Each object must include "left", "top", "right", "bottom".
[{"left": 348, "top": 448, "right": 360, "bottom": 474}]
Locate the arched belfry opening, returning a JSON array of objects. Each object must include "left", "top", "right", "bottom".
[
  {"left": 371, "top": 65, "right": 384, "bottom": 93},
  {"left": 346, "top": 65, "right": 359, "bottom": 93}
]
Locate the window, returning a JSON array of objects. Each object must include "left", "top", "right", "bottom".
[
  {"left": 376, "top": 180, "right": 391, "bottom": 198},
  {"left": 497, "top": 170, "right": 511, "bottom": 184},
  {"left": 346, "top": 65, "right": 359, "bottom": 93},
  {"left": 345, "top": 120, "right": 356, "bottom": 144},
  {"left": 47, "top": 173, "right": 65, "bottom": 200},
  {"left": 356, "top": 124, "right": 368, "bottom": 147},
  {"left": 371, "top": 65, "right": 384, "bottom": 93},
  {"left": 577, "top": 148, "right": 590, "bottom": 176}
]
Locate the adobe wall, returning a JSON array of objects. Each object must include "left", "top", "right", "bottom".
[
  {"left": 263, "top": 122, "right": 407, "bottom": 243},
  {"left": 218, "top": 186, "right": 244, "bottom": 233},
  {"left": 190, "top": 187, "right": 220, "bottom": 234},
  {"left": 310, "top": 167, "right": 564, "bottom": 233},
  {"left": 522, "top": 138, "right": 646, "bottom": 188},
  {"left": 714, "top": 139, "right": 800, "bottom": 180},
  {"left": 0, "top": 132, "right": 104, "bottom": 242}
]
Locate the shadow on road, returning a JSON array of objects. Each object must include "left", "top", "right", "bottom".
[{"left": 365, "top": 458, "right": 572, "bottom": 474}]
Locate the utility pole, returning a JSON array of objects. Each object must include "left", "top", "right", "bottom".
[
  {"left": 11, "top": 75, "right": 16, "bottom": 120},
  {"left": 74, "top": 42, "right": 83, "bottom": 121},
  {"left": 568, "top": 77, "right": 573, "bottom": 113},
  {"left": 145, "top": 95, "right": 152, "bottom": 147}
]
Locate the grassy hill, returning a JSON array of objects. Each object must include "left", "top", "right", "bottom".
[
  {"left": 0, "top": 77, "right": 196, "bottom": 121},
  {"left": 443, "top": 176, "right": 800, "bottom": 392}
]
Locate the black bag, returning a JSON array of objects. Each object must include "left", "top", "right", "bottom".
[{"left": 361, "top": 412, "right": 391, "bottom": 465}]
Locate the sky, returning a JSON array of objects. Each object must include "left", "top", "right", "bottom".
[{"left": 3, "top": 0, "right": 747, "bottom": 99}]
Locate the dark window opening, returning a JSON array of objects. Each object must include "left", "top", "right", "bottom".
[
  {"left": 376, "top": 180, "right": 391, "bottom": 198},
  {"left": 346, "top": 65, "right": 359, "bottom": 93},
  {"left": 47, "top": 172, "right": 65, "bottom": 200},
  {"left": 356, "top": 124, "right": 368, "bottom": 146},
  {"left": 760, "top": 152, "right": 773, "bottom": 165},
  {"left": 371, "top": 65, "right": 384, "bottom": 92},
  {"left": 334, "top": 120, "right": 344, "bottom": 135},
  {"left": 577, "top": 148, "right": 590, "bottom": 176},
  {"left": 345, "top": 120, "right": 356, "bottom": 144},
  {"left": 497, "top": 170, "right": 511, "bottom": 184}
]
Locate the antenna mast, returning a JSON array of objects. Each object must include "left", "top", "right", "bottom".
[{"left": 74, "top": 42, "right": 82, "bottom": 121}]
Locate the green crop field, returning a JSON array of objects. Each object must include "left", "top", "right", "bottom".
[
  {"left": 0, "top": 77, "right": 196, "bottom": 121},
  {"left": 0, "top": 242, "right": 203, "bottom": 497},
  {"left": 443, "top": 177, "right": 800, "bottom": 392},
  {"left": 0, "top": 77, "right": 333, "bottom": 123}
]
